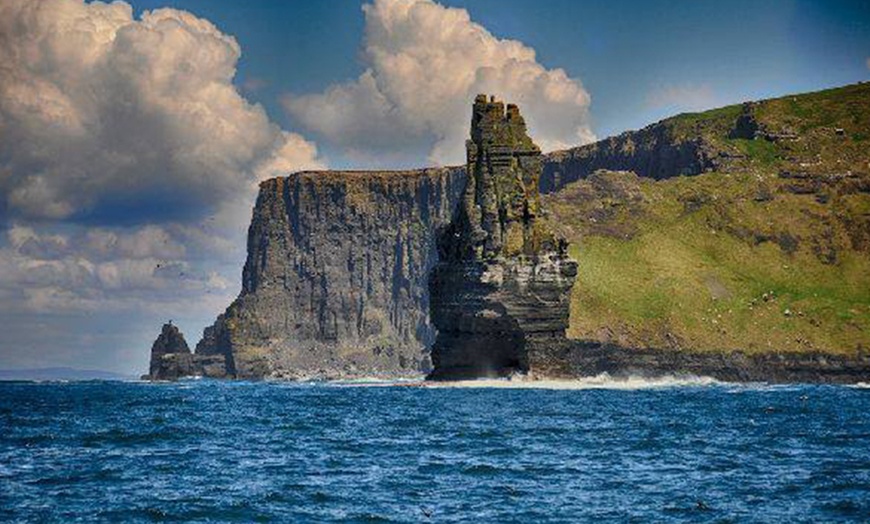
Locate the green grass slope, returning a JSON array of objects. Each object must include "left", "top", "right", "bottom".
[{"left": 545, "top": 82, "right": 870, "bottom": 356}]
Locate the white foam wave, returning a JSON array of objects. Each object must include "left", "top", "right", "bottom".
[
  {"left": 329, "top": 376, "right": 427, "bottom": 388},
  {"left": 343, "top": 373, "right": 724, "bottom": 390}
]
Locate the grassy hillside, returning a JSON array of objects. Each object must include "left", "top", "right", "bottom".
[{"left": 545, "top": 82, "right": 870, "bottom": 356}]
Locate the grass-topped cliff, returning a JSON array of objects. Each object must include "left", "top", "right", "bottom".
[{"left": 543, "top": 82, "right": 870, "bottom": 356}]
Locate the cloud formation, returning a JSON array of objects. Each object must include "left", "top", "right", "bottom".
[
  {"left": 0, "top": 225, "right": 231, "bottom": 314},
  {"left": 0, "top": 0, "right": 325, "bottom": 372},
  {"left": 0, "top": 0, "right": 322, "bottom": 223},
  {"left": 0, "top": 222, "right": 236, "bottom": 372},
  {"left": 0, "top": 0, "right": 594, "bottom": 372},
  {"left": 283, "top": 0, "right": 594, "bottom": 165}
]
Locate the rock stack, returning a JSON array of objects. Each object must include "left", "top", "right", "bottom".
[
  {"left": 428, "top": 95, "right": 578, "bottom": 379},
  {"left": 144, "top": 323, "right": 226, "bottom": 380}
]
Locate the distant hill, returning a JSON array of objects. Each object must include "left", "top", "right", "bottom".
[
  {"left": 542, "top": 82, "right": 870, "bottom": 356},
  {"left": 0, "top": 367, "right": 133, "bottom": 381}
]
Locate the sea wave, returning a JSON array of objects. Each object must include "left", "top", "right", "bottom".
[{"left": 3, "top": 377, "right": 869, "bottom": 521}]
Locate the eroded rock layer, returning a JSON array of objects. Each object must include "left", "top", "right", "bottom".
[
  {"left": 175, "top": 84, "right": 870, "bottom": 383},
  {"left": 428, "top": 95, "right": 578, "bottom": 379}
]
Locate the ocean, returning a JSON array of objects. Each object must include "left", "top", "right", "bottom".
[{"left": 1, "top": 377, "right": 869, "bottom": 522}]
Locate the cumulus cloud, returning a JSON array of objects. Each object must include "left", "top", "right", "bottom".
[
  {"left": 0, "top": 0, "right": 328, "bottom": 372},
  {"left": 0, "top": 0, "right": 323, "bottom": 223},
  {"left": 282, "top": 0, "right": 594, "bottom": 165},
  {"left": 646, "top": 83, "right": 718, "bottom": 112},
  {"left": 9, "top": 224, "right": 187, "bottom": 261}
]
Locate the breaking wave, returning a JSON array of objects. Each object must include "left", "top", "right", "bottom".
[{"left": 424, "top": 373, "right": 723, "bottom": 390}]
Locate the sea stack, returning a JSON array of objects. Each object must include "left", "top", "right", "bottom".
[
  {"left": 428, "top": 95, "right": 578, "bottom": 379},
  {"left": 145, "top": 323, "right": 227, "bottom": 380}
]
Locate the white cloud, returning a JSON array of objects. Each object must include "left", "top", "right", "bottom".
[
  {"left": 0, "top": 1, "right": 327, "bottom": 371},
  {"left": 283, "top": 0, "right": 594, "bottom": 165},
  {"left": 85, "top": 226, "right": 187, "bottom": 260},
  {"left": 646, "top": 83, "right": 717, "bottom": 112},
  {"left": 8, "top": 223, "right": 185, "bottom": 261},
  {"left": 0, "top": 225, "right": 234, "bottom": 314},
  {"left": 0, "top": 0, "right": 323, "bottom": 222}
]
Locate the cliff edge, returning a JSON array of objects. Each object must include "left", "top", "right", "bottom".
[{"left": 543, "top": 83, "right": 870, "bottom": 359}]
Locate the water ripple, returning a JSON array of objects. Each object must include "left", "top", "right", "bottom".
[{"left": 1, "top": 380, "right": 869, "bottom": 522}]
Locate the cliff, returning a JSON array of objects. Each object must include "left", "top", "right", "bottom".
[
  {"left": 533, "top": 340, "right": 870, "bottom": 384},
  {"left": 171, "top": 83, "right": 869, "bottom": 382},
  {"left": 542, "top": 83, "right": 870, "bottom": 194},
  {"left": 428, "top": 95, "right": 577, "bottom": 379},
  {"left": 195, "top": 168, "right": 465, "bottom": 379}
]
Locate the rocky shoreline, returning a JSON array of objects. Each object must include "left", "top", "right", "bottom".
[
  {"left": 525, "top": 340, "right": 870, "bottom": 385},
  {"left": 145, "top": 319, "right": 870, "bottom": 384}
]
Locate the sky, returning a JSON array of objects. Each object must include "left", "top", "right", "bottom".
[{"left": 0, "top": 0, "right": 868, "bottom": 374}]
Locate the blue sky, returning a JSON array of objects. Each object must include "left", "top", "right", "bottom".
[
  {"left": 0, "top": 0, "right": 868, "bottom": 374},
  {"left": 125, "top": 0, "right": 870, "bottom": 165}
]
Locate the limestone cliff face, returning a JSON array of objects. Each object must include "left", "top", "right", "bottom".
[
  {"left": 196, "top": 168, "right": 465, "bottom": 379},
  {"left": 428, "top": 95, "right": 578, "bottom": 379}
]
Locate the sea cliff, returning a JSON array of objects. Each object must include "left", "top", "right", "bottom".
[{"left": 194, "top": 168, "right": 465, "bottom": 379}]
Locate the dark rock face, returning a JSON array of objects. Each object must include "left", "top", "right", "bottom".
[
  {"left": 540, "top": 120, "right": 718, "bottom": 193},
  {"left": 148, "top": 323, "right": 189, "bottom": 375},
  {"left": 533, "top": 340, "right": 870, "bottom": 384},
  {"left": 429, "top": 255, "right": 577, "bottom": 378},
  {"left": 428, "top": 95, "right": 578, "bottom": 379},
  {"left": 195, "top": 168, "right": 465, "bottom": 379},
  {"left": 146, "top": 323, "right": 226, "bottom": 380},
  {"left": 176, "top": 87, "right": 869, "bottom": 383}
]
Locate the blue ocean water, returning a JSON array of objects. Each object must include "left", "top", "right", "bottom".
[{"left": 1, "top": 378, "right": 869, "bottom": 523}]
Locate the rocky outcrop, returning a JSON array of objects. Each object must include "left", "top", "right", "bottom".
[
  {"left": 195, "top": 168, "right": 465, "bottom": 379},
  {"left": 144, "top": 323, "right": 226, "bottom": 380},
  {"left": 728, "top": 102, "right": 761, "bottom": 139},
  {"left": 428, "top": 95, "right": 578, "bottom": 379}
]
